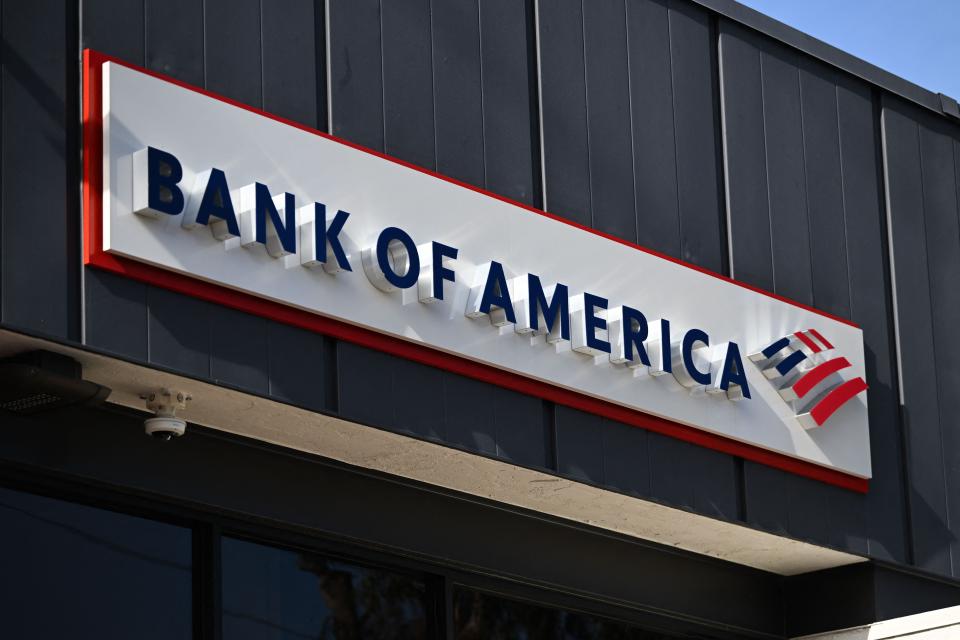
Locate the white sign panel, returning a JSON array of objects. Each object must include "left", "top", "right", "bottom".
[{"left": 94, "top": 60, "right": 871, "bottom": 481}]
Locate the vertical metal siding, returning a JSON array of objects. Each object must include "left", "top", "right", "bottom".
[
  {"left": 145, "top": 0, "right": 203, "bottom": 86},
  {"left": 836, "top": 77, "right": 906, "bottom": 565},
  {"left": 82, "top": 0, "right": 331, "bottom": 413},
  {"left": 60, "top": 0, "right": 960, "bottom": 579},
  {"left": 204, "top": 0, "right": 261, "bottom": 107},
  {"left": 431, "top": 0, "right": 485, "bottom": 187},
  {"left": 882, "top": 96, "right": 960, "bottom": 575},
  {"left": 2, "top": 0, "right": 78, "bottom": 339},
  {"left": 261, "top": 0, "right": 321, "bottom": 128},
  {"left": 541, "top": 0, "right": 737, "bottom": 519},
  {"left": 718, "top": 18, "right": 905, "bottom": 559},
  {"left": 479, "top": 0, "right": 541, "bottom": 206}
]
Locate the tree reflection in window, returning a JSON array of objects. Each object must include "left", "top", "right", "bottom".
[
  {"left": 453, "top": 588, "right": 677, "bottom": 640},
  {"left": 222, "top": 536, "right": 430, "bottom": 639}
]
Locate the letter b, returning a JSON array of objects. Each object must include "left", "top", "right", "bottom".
[{"left": 133, "top": 146, "right": 184, "bottom": 218}]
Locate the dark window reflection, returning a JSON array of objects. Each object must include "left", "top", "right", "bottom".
[
  {"left": 0, "top": 486, "right": 192, "bottom": 639},
  {"left": 453, "top": 588, "right": 677, "bottom": 640},
  {"left": 222, "top": 536, "right": 430, "bottom": 639}
]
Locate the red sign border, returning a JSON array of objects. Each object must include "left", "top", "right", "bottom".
[{"left": 81, "top": 49, "right": 868, "bottom": 493}]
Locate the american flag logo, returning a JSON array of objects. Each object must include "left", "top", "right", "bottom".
[{"left": 750, "top": 329, "right": 867, "bottom": 429}]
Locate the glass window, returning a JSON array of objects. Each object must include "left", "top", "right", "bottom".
[
  {"left": 0, "top": 486, "right": 193, "bottom": 638},
  {"left": 453, "top": 587, "right": 677, "bottom": 640},
  {"left": 222, "top": 536, "right": 432, "bottom": 639}
]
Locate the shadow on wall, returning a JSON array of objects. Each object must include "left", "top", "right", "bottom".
[
  {"left": 902, "top": 402, "right": 957, "bottom": 573},
  {"left": 1, "top": 39, "right": 68, "bottom": 160}
]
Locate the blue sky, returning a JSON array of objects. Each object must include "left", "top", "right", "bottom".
[{"left": 737, "top": 0, "right": 960, "bottom": 99}]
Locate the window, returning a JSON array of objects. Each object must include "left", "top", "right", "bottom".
[
  {"left": 222, "top": 536, "right": 433, "bottom": 639},
  {"left": 453, "top": 587, "right": 676, "bottom": 640},
  {"left": 0, "top": 487, "right": 192, "bottom": 638}
]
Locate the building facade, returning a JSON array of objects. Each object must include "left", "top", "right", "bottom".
[{"left": 2, "top": 0, "right": 960, "bottom": 638}]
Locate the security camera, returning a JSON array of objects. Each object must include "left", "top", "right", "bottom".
[
  {"left": 144, "top": 414, "right": 186, "bottom": 440},
  {"left": 141, "top": 388, "right": 191, "bottom": 441}
]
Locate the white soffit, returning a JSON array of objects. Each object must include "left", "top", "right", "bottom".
[
  {"left": 795, "top": 605, "right": 960, "bottom": 639},
  {"left": 0, "top": 328, "right": 866, "bottom": 576}
]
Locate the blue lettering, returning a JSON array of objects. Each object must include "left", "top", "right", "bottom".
[
  {"left": 584, "top": 293, "right": 611, "bottom": 354},
  {"left": 682, "top": 329, "right": 712, "bottom": 386},
  {"left": 431, "top": 242, "right": 458, "bottom": 300},
  {"left": 720, "top": 342, "right": 751, "bottom": 399},
  {"left": 314, "top": 204, "right": 352, "bottom": 272},
  {"left": 140, "top": 146, "right": 184, "bottom": 216},
  {"left": 254, "top": 183, "right": 296, "bottom": 256},
  {"left": 194, "top": 168, "right": 239, "bottom": 237},
  {"left": 528, "top": 274, "right": 569, "bottom": 341},
  {"left": 479, "top": 261, "right": 516, "bottom": 323},
  {"left": 621, "top": 306, "right": 651, "bottom": 366},
  {"left": 376, "top": 226, "right": 420, "bottom": 289}
]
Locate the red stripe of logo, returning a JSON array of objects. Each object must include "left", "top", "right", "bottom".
[
  {"left": 810, "top": 377, "right": 868, "bottom": 426},
  {"left": 794, "top": 331, "right": 821, "bottom": 353},
  {"left": 793, "top": 357, "right": 852, "bottom": 399},
  {"left": 807, "top": 328, "right": 834, "bottom": 350}
]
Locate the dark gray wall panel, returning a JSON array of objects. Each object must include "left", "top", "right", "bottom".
[
  {"left": 145, "top": 0, "right": 203, "bottom": 85},
  {"left": 328, "top": 0, "right": 384, "bottom": 151},
  {"left": 836, "top": 76, "right": 906, "bottom": 564},
  {"left": 556, "top": 407, "right": 606, "bottom": 484},
  {"left": 84, "top": 270, "right": 148, "bottom": 360},
  {"left": 648, "top": 434, "right": 738, "bottom": 520},
  {"left": 758, "top": 42, "right": 813, "bottom": 305},
  {"left": 627, "top": 0, "right": 680, "bottom": 257},
  {"left": 87, "top": 275, "right": 330, "bottom": 408},
  {"left": 84, "top": 0, "right": 329, "bottom": 404},
  {"left": 667, "top": 0, "right": 725, "bottom": 272},
  {"left": 261, "top": 0, "right": 320, "bottom": 129},
  {"left": 431, "top": 0, "right": 484, "bottom": 187},
  {"left": 204, "top": 0, "right": 261, "bottom": 106},
  {"left": 543, "top": 0, "right": 725, "bottom": 268},
  {"left": 798, "top": 59, "right": 851, "bottom": 319},
  {"left": 83, "top": 2, "right": 150, "bottom": 357},
  {"left": 555, "top": 407, "right": 736, "bottom": 516},
  {"left": 336, "top": 341, "right": 391, "bottom": 427},
  {"left": 601, "top": 420, "right": 651, "bottom": 497},
  {"left": 720, "top": 21, "right": 905, "bottom": 558},
  {"left": 916, "top": 115, "right": 960, "bottom": 577},
  {"left": 444, "top": 375, "right": 547, "bottom": 469},
  {"left": 71, "top": 0, "right": 947, "bottom": 578},
  {"left": 494, "top": 394, "right": 548, "bottom": 469},
  {"left": 743, "top": 462, "right": 867, "bottom": 553},
  {"left": 392, "top": 357, "right": 446, "bottom": 441},
  {"left": 381, "top": 0, "right": 435, "bottom": 170},
  {"left": 328, "top": 0, "right": 538, "bottom": 200},
  {"left": 582, "top": 0, "right": 636, "bottom": 242},
  {"left": 542, "top": 0, "right": 736, "bottom": 517},
  {"left": 324, "top": 2, "right": 551, "bottom": 478},
  {"left": 339, "top": 343, "right": 548, "bottom": 468},
  {"left": 479, "top": 0, "right": 539, "bottom": 206},
  {"left": 951, "top": 135, "right": 960, "bottom": 571},
  {"left": 445, "top": 375, "right": 498, "bottom": 456},
  {"left": 147, "top": 287, "right": 211, "bottom": 379},
  {"left": 338, "top": 343, "right": 448, "bottom": 442},
  {"left": 538, "top": 0, "right": 591, "bottom": 226},
  {"left": 718, "top": 20, "right": 774, "bottom": 290},
  {"left": 82, "top": 0, "right": 144, "bottom": 62},
  {"left": 266, "top": 322, "right": 327, "bottom": 412},
  {"left": 881, "top": 97, "right": 951, "bottom": 575},
  {"left": 1, "top": 0, "right": 77, "bottom": 339},
  {"left": 209, "top": 306, "right": 269, "bottom": 394}
]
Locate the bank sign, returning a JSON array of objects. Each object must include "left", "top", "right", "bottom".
[{"left": 83, "top": 53, "right": 871, "bottom": 489}]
